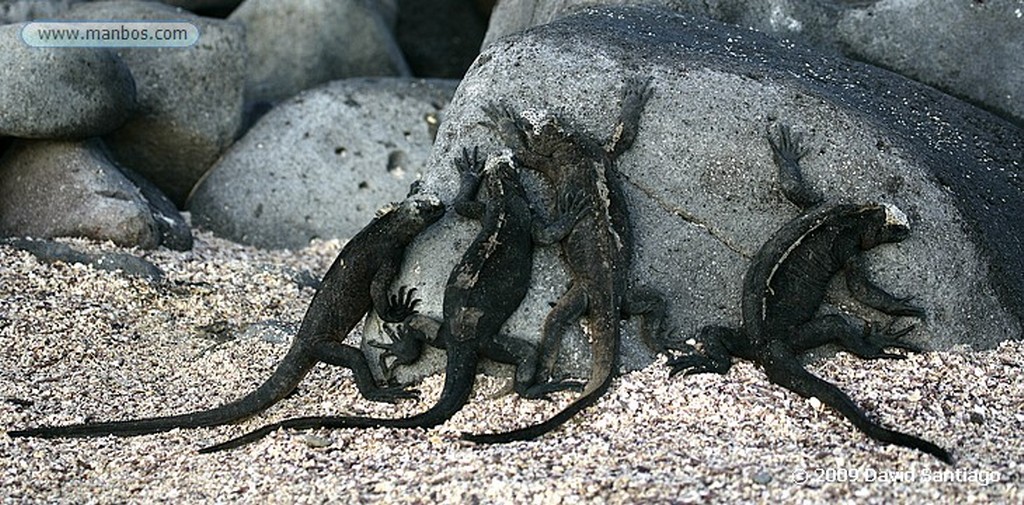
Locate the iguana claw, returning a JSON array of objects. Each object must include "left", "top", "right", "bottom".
[{"left": 382, "top": 286, "right": 421, "bottom": 323}]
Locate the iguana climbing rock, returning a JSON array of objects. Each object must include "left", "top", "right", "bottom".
[
  {"left": 7, "top": 194, "right": 445, "bottom": 439},
  {"left": 663, "top": 124, "right": 952, "bottom": 464},
  {"left": 198, "top": 147, "right": 588, "bottom": 453},
  {"left": 463, "top": 78, "right": 668, "bottom": 444}
]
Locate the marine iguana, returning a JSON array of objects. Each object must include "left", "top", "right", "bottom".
[
  {"left": 463, "top": 78, "right": 668, "bottom": 444},
  {"left": 7, "top": 194, "right": 445, "bottom": 440},
  {"left": 663, "top": 124, "right": 952, "bottom": 464},
  {"left": 198, "top": 147, "right": 588, "bottom": 453}
]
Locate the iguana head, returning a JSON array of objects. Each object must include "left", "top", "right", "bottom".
[
  {"left": 483, "top": 149, "right": 516, "bottom": 176},
  {"left": 480, "top": 150, "right": 527, "bottom": 201},
  {"left": 858, "top": 203, "right": 911, "bottom": 249},
  {"left": 376, "top": 193, "right": 445, "bottom": 242},
  {"left": 517, "top": 108, "right": 568, "bottom": 156}
]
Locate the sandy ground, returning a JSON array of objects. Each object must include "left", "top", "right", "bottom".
[{"left": 1, "top": 232, "right": 1021, "bottom": 504}]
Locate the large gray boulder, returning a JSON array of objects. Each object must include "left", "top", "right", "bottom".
[
  {"left": 60, "top": 0, "right": 247, "bottom": 206},
  {"left": 228, "top": 0, "right": 409, "bottom": 105},
  {"left": 366, "top": 6, "right": 1024, "bottom": 384},
  {"left": 187, "top": 78, "right": 459, "bottom": 249},
  {"left": 483, "top": 0, "right": 1024, "bottom": 126},
  {"left": 0, "top": 139, "right": 190, "bottom": 250},
  {"left": 0, "top": 23, "right": 136, "bottom": 139},
  {"left": 833, "top": 0, "right": 1024, "bottom": 125}
]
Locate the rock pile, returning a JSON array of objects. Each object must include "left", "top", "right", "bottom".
[
  {"left": 2, "top": 0, "right": 1018, "bottom": 253},
  {"left": 0, "top": 0, "right": 486, "bottom": 250},
  {"left": 1, "top": 1, "right": 1021, "bottom": 377}
]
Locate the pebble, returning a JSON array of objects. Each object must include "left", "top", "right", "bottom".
[
  {"left": 299, "top": 434, "right": 334, "bottom": 448},
  {"left": 752, "top": 471, "right": 772, "bottom": 485}
]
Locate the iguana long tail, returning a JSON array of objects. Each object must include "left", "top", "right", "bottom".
[
  {"left": 198, "top": 345, "right": 480, "bottom": 453},
  {"left": 7, "top": 344, "right": 318, "bottom": 439},
  {"left": 760, "top": 342, "right": 953, "bottom": 464},
  {"left": 461, "top": 327, "right": 619, "bottom": 444}
]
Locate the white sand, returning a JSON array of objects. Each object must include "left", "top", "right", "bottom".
[{"left": 1, "top": 232, "right": 1021, "bottom": 503}]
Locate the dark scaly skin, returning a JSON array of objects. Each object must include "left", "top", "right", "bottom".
[
  {"left": 463, "top": 78, "right": 668, "bottom": 444},
  {"left": 7, "top": 196, "right": 444, "bottom": 440},
  {"left": 199, "top": 147, "right": 587, "bottom": 453},
  {"left": 664, "top": 125, "right": 952, "bottom": 464}
]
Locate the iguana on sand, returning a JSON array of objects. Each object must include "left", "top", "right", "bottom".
[
  {"left": 199, "top": 147, "right": 588, "bottom": 452},
  {"left": 8, "top": 195, "right": 444, "bottom": 440},
  {"left": 663, "top": 124, "right": 951, "bottom": 464}
]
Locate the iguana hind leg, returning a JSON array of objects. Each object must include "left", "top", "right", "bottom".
[
  {"left": 312, "top": 339, "right": 418, "bottom": 402},
  {"left": 535, "top": 283, "right": 589, "bottom": 383},
  {"left": 666, "top": 325, "right": 743, "bottom": 376},
  {"left": 789, "top": 314, "right": 922, "bottom": 360},
  {"left": 372, "top": 322, "right": 428, "bottom": 378},
  {"left": 482, "top": 332, "right": 583, "bottom": 399},
  {"left": 622, "top": 286, "right": 669, "bottom": 354}
]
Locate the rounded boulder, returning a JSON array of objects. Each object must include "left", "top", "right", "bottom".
[
  {"left": 187, "top": 78, "right": 458, "bottom": 249},
  {"left": 0, "top": 23, "right": 136, "bottom": 139}
]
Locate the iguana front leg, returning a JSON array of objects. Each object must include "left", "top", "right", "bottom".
[
  {"left": 767, "top": 124, "right": 823, "bottom": 210},
  {"left": 844, "top": 256, "right": 927, "bottom": 318},
  {"left": 454, "top": 146, "right": 487, "bottom": 219},
  {"left": 532, "top": 189, "right": 591, "bottom": 245},
  {"left": 383, "top": 286, "right": 422, "bottom": 322},
  {"left": 622, "top": 286, "right": 669, "bottom": 354},
  {"left": 666, "top": 326, "right": 747, "bottom": 376}
]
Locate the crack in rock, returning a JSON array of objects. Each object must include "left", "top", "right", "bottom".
[{"left": 622, "top": 173, "right": 752, "bottom": 259}]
